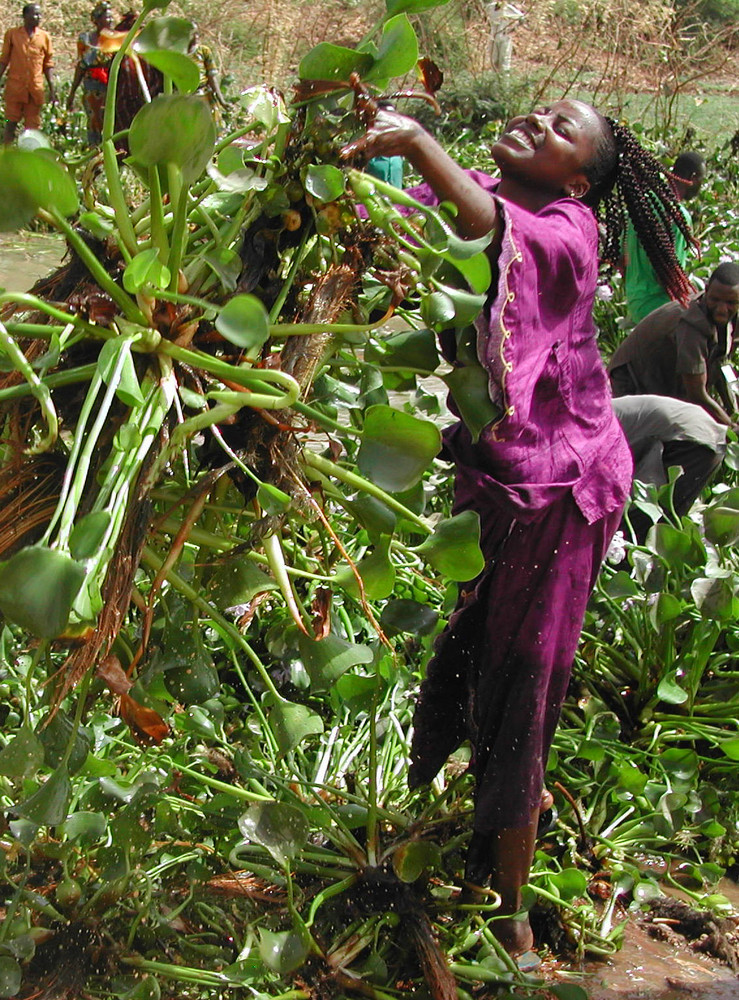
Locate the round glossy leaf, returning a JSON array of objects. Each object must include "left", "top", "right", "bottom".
[
  {"left": 660, "top": 748, "right": 698, "bottom": 781},
  {"left": 69, "top": 511, "right": 112, "bottom": 561},
  {"left": 420, "top": 289, "right": 455, "bottom": 328},
  {"left": 123, "top": 247, "right": 171, "bottom": 293},
  {"left": 357, "top": 404, "right": 441, "bottom": 492},
  {"left": 62, "top": 810, "right": 107, "bottom": 842},
  {"left": 239, "top": 801, "right": 310, "bottom": 868},
  {"left": 365, "top": 14, "right": 419, "bottom": 83},
  {"left": 549, "top": 986, "right": 589, "bottom": 1000},
  {"left": 0, "top": 728, "right": 44, "bottom": 779},
  {"left": 415, "top": 510, "right": 484, "bottom": 581},
  {"left": 257, "top": 928, "right": 309, "bottom": 975},
  {"left": 617, "top": 762, "right": 648, "bottom": 795},
  {"left": 392, "top": 839, "right": 441, "bottom": 883},
  {"left": 203, "top": 248, "right": 241, "bottom": 293},
  {"left": 703, "top": 505, "right": 739, "bottom": 547},
  {"left": 15, "top": 765, "right": 71, "bottom": 826},
  {"left": 257, "top": 482, "right": 291, "bottom": 515},
  {"left": 0, "top": 546, "right": 85, "bottom": 638},
  {"left": 97, "top": 338, "right": 144, "bottom": 407},
  {"left": 333, "top": 673, "right": 379, "bottom": 714},
  {"left": 379, "top": 598, "right": 438, "bottom": 637},
  {"left": 691, "top": 575, "right": 739, "bottom": 621},
  {"left": 0, "top": 957, "right": 22, "bottom": 999},
  {"left": 720, "top": 737, "right": 739, "bottom": 761},
  {"left": 298, "top": 42, "right": 373, "bottom": 81},
  {"left": 364, "top": 327, "right": 439, "bottom": 372},
  {"left": 165, "top": 658, "right": 219, "bottom": 705},
  {"left": 656, "top": 670, "right": 688, "bottom": 705},
  {"left": 0, "top": 149, "right": 78, "bottom": 230},
  {"left": 138, "top": 49, "right": 199, "bottom": 92},
  {"left": 129, "top": 94, "right": 216, "bottom": 182},
  {"left": 216, "top": 294, "right": 270, "bottom": 350},
  {"left": 333, "top": 534, "right": 396, "bottom": 601},
  {"left": 443, "top": 363, "right": 500, "bottom": 443},
  {"left": 267, "top": 699, "right": 324, "bottom": 754},
  {"left": 304, "top": 164, "right": 345, "bottom": 203},
  {"left": 206, "top": 558, "right": 278, "bottom": 609},
  {"left": 386, "top": 0, "right": 452, "bottom": 15},
  {"left": 296, "top": 630, "right": 374, "bottom": 691},
  {"left": 547, "top": 867, "right": 588, "bottom": 901},
  {"left": 134, "top": 15, "right": 192, "bottom": 52}
]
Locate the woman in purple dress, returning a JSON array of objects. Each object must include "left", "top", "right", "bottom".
[{"left": 342, "top": 101, "right": 691, "bottom": 955}]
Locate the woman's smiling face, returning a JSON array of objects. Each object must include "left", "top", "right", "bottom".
[{"left": 492, "top": 99, "right": 604, "bottom": 200}]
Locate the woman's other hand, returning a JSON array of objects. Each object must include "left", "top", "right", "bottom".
[{"left": 340, "top": 108, "right": 423, "bottom": 164}]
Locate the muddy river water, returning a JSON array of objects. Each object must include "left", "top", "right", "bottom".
[{"left": 1, "top": 234, "right": 737, "bottom": 998}]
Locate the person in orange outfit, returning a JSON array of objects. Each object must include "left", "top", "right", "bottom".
[{"left": 0, "top": 4, "right": 56, "bottom": 144}]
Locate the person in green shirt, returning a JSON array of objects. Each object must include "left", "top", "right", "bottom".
[{"left": 623, "top": 151, "right": 705, "bottom": 323}]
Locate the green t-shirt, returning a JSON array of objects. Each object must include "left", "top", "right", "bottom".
[
  {"left": 365, "top": 155, "right": 404, "bottom": 189},
  {"left": 624, "top": 203, "right": 691, "bottom": 324}
]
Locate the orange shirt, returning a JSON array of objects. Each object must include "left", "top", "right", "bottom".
[{"left": 1, "top": 25, "right": 53, "bottom": 104}]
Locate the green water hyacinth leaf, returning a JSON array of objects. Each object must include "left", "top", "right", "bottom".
[
  {"left": 304, "top": 164, "right": 345, "bottom": 203},
  {"left": 239, "top": 801, "right": 310, "bottom": 868},
  {"left": 380, "top": 598, "right": 438, "bottom": 636},
  {"left": 129, "top": 94, "right": 216, "bottom": 182},
  {"left": 721, "top": 737, "right": 739, "bottom": 760},
  {"left": 365, "top": 15, "right": 418, "bottom": 83},
  {"left": 546, "top": 867, "right": 588, "bottom": 901},
  {"left": 386, "top": 0, "right": 452, "bottom": 15},
  {"left": 296, "top": 630, "right": 374, "bottom": 691},
  {"left": 267, "top": 699, "right": 324, "bottom": 754},
  {"left": 420, "top": 289, "right": 455, "bottom": 328},
  {"left": 258, "top": 928, "right": 310, "bottom": 975},
  {"left": 69, "top": 511, "right": 112, "bottom": 561},
  {"left": 392, "top": 839, "right": 441, "bottom": 883},
  {"left": 62, "top": 810, "right": 107, "bottom": 843},
  {"left": 0, "top": 728, "right": 44, "bottom": 779},
  {"left": 15, "top": 765, "right": 71, "bottom": 826},
  {"left": 703, "top": 504, "right": 739, "bottom": 546},
  {"left": 203, "top": 249, "right": 241, "bottom": 292},
  {"left": 0, "top": 149, "right": 78, "bottom": 230},
  {"left": 206, "top": 558, "right": 278, "bottom": 608},
  {"left": 0, "top": 957, "right": 22, "bottom": 999},
  {"left": 443, "top": 363, "right": 499, "bottom": 443},
  {"left": 257, "top": 482, "right": 292, "bottom": 514},
  {"left": 299, "top": 42, "right": 374, "bottom": 81},
  {"left": 216, "top": 294, "right": 270, "bottom": 350},
  {"left": 415, "top": 510, "right": 484, "bottom": 580},
  {"left": 357, "top": 404, "right": 440, "bottom": 492},
  {"left": 0, "top": 546, "right": 85, "bottom": 637},
  {"left": 434, "top": 283, "right": 487, "bottom": 326},
  {"left": 334, "top": 534, "right": 396, "bottom": 601},
  {"left": 97, "top": 338, "right": 144, "bottom": 407},
  {"left": 656, "top": 670, "right": 688, "bottom": 705},
  {"left": 691, "top": 575, "right": 739, "bottom": 620},
  {"left": 123, "top": 247, "right": 171, "bottom": 293},
  {"left": 134, "top": 17, "right": 199, "bottom": 93},
  {"left": 364, "top": 327, "right": 439, "bottom": 371}
]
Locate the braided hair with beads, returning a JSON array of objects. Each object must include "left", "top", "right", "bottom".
[{"left": 581, "top": 115, "right": 695, "bottom": 307}]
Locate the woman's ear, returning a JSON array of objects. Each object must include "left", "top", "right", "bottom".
[{"left": 566, "top": 175, "right": 591, "bottom": 199}]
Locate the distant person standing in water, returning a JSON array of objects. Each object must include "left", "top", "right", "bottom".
[
  {"left": 486, "top": 1, "right": 525, "bottom": 76},
  {"left": 623, "top": 151, "right": 705, "bottom": 323},
  {"left": 67, "top": 2, "right": 119, "bottom": 146},
  {"left": 0, "top": 3, "right": 56, "bottom": 144}
]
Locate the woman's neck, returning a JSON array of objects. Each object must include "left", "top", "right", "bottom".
[{"left": 496, "top": 177, "right": 565, "bottom": 212}]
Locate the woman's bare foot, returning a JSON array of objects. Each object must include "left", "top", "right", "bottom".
[{"left": 540, "top": 787, "right": 554, "bottom": 812}]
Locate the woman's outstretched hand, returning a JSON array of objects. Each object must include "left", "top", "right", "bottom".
[{"left": 339, "top": 107, "right": 423, "bottom": 164}]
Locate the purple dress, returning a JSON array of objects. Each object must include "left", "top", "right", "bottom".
[{"left": 407, "top": 174, "right": 633, "bottom": 831}]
